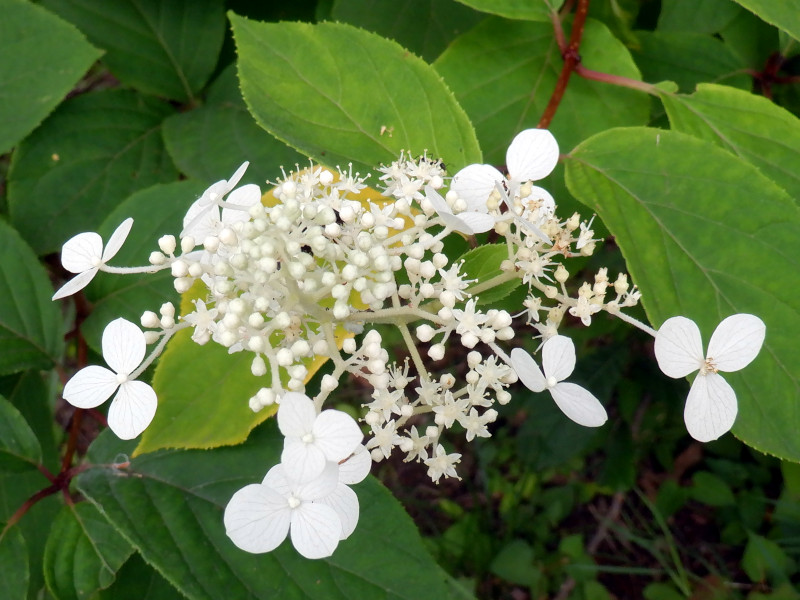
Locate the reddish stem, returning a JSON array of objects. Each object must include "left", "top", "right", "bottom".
[{"left": 538, "top": 0, "right": 591, "bottom": 128}]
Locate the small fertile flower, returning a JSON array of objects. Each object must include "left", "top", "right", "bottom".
[
  {"left": 224, "top": 462, "right": 344, "bottom": 559},
  {"left": 451, "top": 129, "right": 559, "bottom": 213},
  {"left": 52, "top": 218, "right": 134, "bottom": 300},
  {"left": 278, "top": 392, "right": 363, "bottom": 483},
  {"left": 181, "top": 162, "right": 261, "bottom": 241},
  {"left": 654, "top": 314, "right": 766, "bottom": 442},
  {"left": 510, "top": 335, "right": 607, "bottom": 427},
  {"left": 62, "top": 318, "right": 156, "bottom": 439}
]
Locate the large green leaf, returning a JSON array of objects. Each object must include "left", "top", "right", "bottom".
[
  {"left": 43, "top": 503, "right": 134, "bottom": 600},
  {"left": 0, "top": 395, "right": 41, "bottom": 473},
  {"left": 631, "top": 31, "right": 750, "bottom": 93},
  {"left": 0, "top": 527, "right": 27, "bottom": 600},
  {"left": 162, "top": 66, "right": 304, "bottom": 184},
  {"left": 231, "top": 15, "right": 482, "bottom": 175},
  {"left": 729, "top": 0, "right": 800, "bottom": 43},
  {"left": 8, "top": 90, "right": 178, "bottom": 255},
  {"left": 80, "top": 425, "right": 474, "bottom": 600},
  {"left": 565, "top": 127, "right": 800, "bottom": 460},
  {"left": 330, "top": 0, "right": 485, "bottom": 62},
  {"left": 80, "top": 180, "right": 207, "bottom": 355},
  {"left": 434, "top": 17, "right": 649, "bottom": 164},
  {"left": 135, "top": 328, "right": 275, "bottom": 455},
  {"left": 660, "top": 84, "right": 800, "bottom": 201},
  {"left": 657, "top": 0, "right": 742, "bottom": 34},
  {"left": 0, "top": 221, "right": 64, "bottom": 374},
  {"left": 452, "top": 0, "right": 562, "bottom": 21},
  {"left": 0, "top": 0, "right": 101, "bottom": 155},
  {"left": 97, "top": 553, "right": 179, "bottom": 599},
  {"left": 41, "top": 0, "right": 226, "bottom": 103}
]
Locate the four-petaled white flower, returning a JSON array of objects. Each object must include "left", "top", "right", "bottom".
[
  {"left": 510, "top": 335, "right": 607, "bottom": 427},
  {"left": 62, "top": 318, "right": 157, "bottom": 440},
  {"left": 654, "top": 314, "right": 765, "bottom": 442},
  {"left": 181, "top": 162, "right": 262, "bottom": 241},
  {"left": 52, "top": 218, "right": 134, "bottom": 300},
  {"left": 278, "top": 392, "right": 363, "bottom": 483}
]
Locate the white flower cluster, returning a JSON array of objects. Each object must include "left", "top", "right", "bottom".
[{"left": 53, "top": 128, "right": 766, "bottom": 559}]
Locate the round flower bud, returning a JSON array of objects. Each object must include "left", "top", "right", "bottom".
[
  {"left": 251, "top": 355, "right": 267, "bottom": 376},
  {"left": 496, "top": 390, "right": 512, "bottom": 405},
  {"left": 180, "top": 236, "right": 196, "bottom": 253},
  {"left": 416, "top": 324, "right": 435, "bottom": 342},
  {"left": 319, "top": 169, "right": 334, "bottom": 185},
  {"left": 143, "top": 331, "right": 161, "bottom": 345},
  {"left": 158, "top": 235, "right": 176, "bottom": 255},
  {"left": 276, "top": 348, "right": 294, "bottom": 367},
  {"left": 171, "top": 260, "right": 188, "bottom": 278},
  {"left": 342, "top": 338, "right": 357, "bottom": 354},
  {"left": 425, "top": 425, "right": 439, "bottom": 438},
  {"left": 141, "top": 310, "right": 160, "bottom": 329},
  {"left": 321, "top": 374, "right": 338, "bottom": 393},
  {"left": 554, "top": 264, "right": 569, "bottom": 283},
  {"left": 149, "top": 251, "right": 166, "bottom": 265},
  {"left": 248, "top": 396, "right": 263, "bottom": 413},
  {"left": 173, "top": 277, "right": 193, "bottom": 293},
  {"left": 428, "top": 343, "right": 445, "bottom": 361}
]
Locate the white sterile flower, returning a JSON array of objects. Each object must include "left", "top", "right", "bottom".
[
  {"left": 62, "top": 318, "right": 156, "bottom": 439},
  {"left": 510, "top": 335, "right": 607, "bottom": 427},
  {"left": 278, "top": 392, "right": 363, "bottom": 483},
  {"left": 424, "top": 186, "right": 494, "bottom": 235},
  {"left": 53, "top": 218, "right": 134, "bottom": 300},
  {"left": 451, "top": 129, "right": 559, "bottom": 214},
  {"left": 181, "top": 162, "right": 261, "bottom": 241},
  {"left": 654, "top": 314, "right": 766, "bottom": 442},
  {"left": 224, "top": 462, "right": 344, "bottom": 559}
]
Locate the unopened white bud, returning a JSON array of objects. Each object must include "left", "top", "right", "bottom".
[
  {"left": 276, "top": 348, "right": 294, "bottom": 366},
  {"left": 143, "top": 331, "right": 161, "bottom": 345},
  {"left": 158, "top": 235, "right": 176, "bottom": 255},
  {"left": 173, "top": 277, "right": 193, "bottom": 293},
  {"left": 544, "top": 285, "right": 558, "bottom": 298},
  {"left": 342, "top": 338, "right": 357, "bottom": 354},
  {"left": 321, "top": 374, "right": 338, "bottom": 393},
  {"left": 416, "top": 324, "right": 435, "bottom": 342},
  {"left": 149, "top": 251, "right": 166, "bottom": 265},
  {"left": 159, "top": 315, "right": 175, "bottom": 329},
  {"left": 425, "top": 425, "right": 439, "bottom": 438},
  {"left": 555, "top": 264, "right": 569, "bottom": 283},
  {"left": 171, "top": 260, "right": 188, "bottom": 278},
  {"left": 203, "top": 236, "right": 220, "bottom": 253},
  {"left": 141, "top": 311, "right": 160, "bottom": 329},
  {"left": 496, "top": 390, "right": 511, "bottom": 405},
  {"left": 251, "top": 355, "right": 267, "bottom": 376},
  {"left": 428, "top": 343, "right": 445, "bottom": 361},
  {"left": 180, "top": 236, "right": 196, "bottom": 253},
  {"left": 160, "top": 302, "right": 175, "bottom": 317}
]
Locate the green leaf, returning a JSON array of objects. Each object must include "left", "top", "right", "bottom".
[
  {"left": 40, "top": 0, "right": 226, "bottom": 103},
  {"left": 631, "top": 32, "right": 750, "bottom": 93},
  {"left": 79, "top": 425, "right": 475, "bottom": 600},
  {"left": 0, "top": 371, "right": 60, "bottom": 469},
  {"left": 97, "top": 553, "right": 179, "bottom": 600},
  {"left": 434, "top": 17, "right": 649, "bottom": 164},
  {"left": 231, "top": 15, "right": 482, "bottom": 175},
  {"left": 0, "top": 221, "right": 64, "bottom": 374},
  {"left": 690, "top": 471, "right": 736, "bottom": 506},
  {"left": 661, "top": 84, "right": 800, "bottom": 201},
  {"left": 162, "top": 66, "right": 304, "bottom": 184},
  {"left": 657, "top": 0, "right": 742, "bottom": 34},
  {"left": 564, "top": 127, "right": 800, "bottom": 461},
  {"left": 8, "top": 90, "right": 178, "bottom": 255},
  {"left": 330, "top": 0, "right": 485, "bottom": 62},
  {"left": 0, "top": 395, "right": 41, "bottom": 473},
  {"left": 452, "top": 0, "right": 562, "bottom": 21},
  {"left": 0, "top": 527, "right": 28, "bottom": 600},
  {"left": 80, "top": 180, "right": 207, "bottom": 355},
  {"left": 43, "top": 503, "right": 134, "bottom": 600},
  {"left": 0, "top": 0, "right": 101, "bottom": 155},
  {"left": 458, "top": 245, "right": 521, "bottom": 306},
  {"left": 729, "top": 0, "right": 800, "bottom": 43},
  {"left": 135, "top": 328, "right": 276, "bottom": 455},
  {"left": 742, "top": 531, "right": 793, "bottom": 584}
]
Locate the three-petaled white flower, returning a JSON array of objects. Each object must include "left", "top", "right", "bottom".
[
  {"left": 451, "top": 129, "right": 559, "bottom": 241},
  {"left": 181, "top": 162, "right": 262, "bottom": 241},
  {"left": 510, "top": 335, "right": 607, "bottom": 427},
  {"left": 424, "top": 186, "right": 495, "bottom": 235},
  {"left": 278, "top": 392, "right": 363, "bottom": 483},
  {"left": 52, "top": 218, "right": 134, "bottom": 300},
  {"left": 654, "top": 314, "right": 765, "bottom": 442},
  {"left": 224, "top": 448, "right": 371, "bottom": 559},
  {"left": 62, "top": 318, "right": 157, "bottom": 439}
]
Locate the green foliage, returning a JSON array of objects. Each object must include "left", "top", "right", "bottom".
[
  {"left": 231, "top": 15, "right": 483, "bottom": 175},
  {"left": 0, "top": 0, "right": 101, "bottom": 155},
  {"left": 0, "top": 396, "right": 42, "bottom": 473},
  {"left": 0, "top": 527, "right": 28, "bottom": 600},
  {"left": 453, "top": 0, "right": 563, "bottom": 22},
  {"left": 729, "top": 0, "right": 800, "bottom": 42}
]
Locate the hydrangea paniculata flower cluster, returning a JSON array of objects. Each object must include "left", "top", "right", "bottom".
[{"left": 53, "top": 129, "right": 766, "bottom": 558}]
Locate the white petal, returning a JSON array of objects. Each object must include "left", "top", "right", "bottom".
[
  {"left": 438, "top": 212, "right": 476, "bottom": 235},
  {"left": 290, "top": 503, "right": 341, "bottom": 559},
  {"left": 450, "top": 164, "right": 504, "bottom": 212},
  {"left": 550, "top": 382, "right": 608, "bottom": 427},
  {"left": 514, "top": 215, "right": 550, "bottom": 243},
  {"left": 654, "top": 316, "right": 705, "bottom": 378},
  {"left": 509, "top": 347, "right": 546, "bottom": 392},
  {"left": 424, "top": 186, "right": 451, "bottom": 215},
  {"left": 339, "top": 444, "right": 371, "bottom": 485},
  {"left": 61, "top": 232, "right": 103, "bottom": 273},
  {"left": 52, "top": 268, "right": 98, "bottom": 300},
  {"left": 101, "top": 218, "right": 134, "bottom": 262},
  {"left": 707, "top": 314, "right": 766, "bottom": 373},
  {"left": 63, "top": 365, "right": 118, "bottom": 409},
  {"left": 313, "top": 409, "right": 363, "bottom": 462},
  {"left": 320, "top": 484, "right": 360, "bottom": 539},
  {"left": 295, "top": 461, "right": 339, "bottom": 500},
  {"left": 684, "top": 372, "right": 737, "bottom": 442},
  {"left": 102, "top": 318, "right": 146, "bottom": 375},
  {"left": 506, "top": 129, "right": 560, "bottom": 182},
  {"left": 541, "top": 335, "right": 576, "bottom": 382},
  {"left": 221, "top": 184, "right": 262, "bottom": 224},
  {"left": 262, "top": 463, "right": 291, "bottom": 494},
  {"left": 226, "top": 161, "right": 250, "bottom": 191},
  {"left": 224, "top": 483, "right": 290, "bottom": 554},
  {"left": 455, "top": 212, "right": 496, "bottom": 234},
  {"left": 277, "top": 392, "right": 317, "bottom": 437},
  {"left": 181, "top": 197, "right": 221, "bottom": 240},
  {"left": 281, "top": 439, "right": 327, "bottom": 484},
  {"left": 107, "top": 381, "right": 157, "bottom": 440}
]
